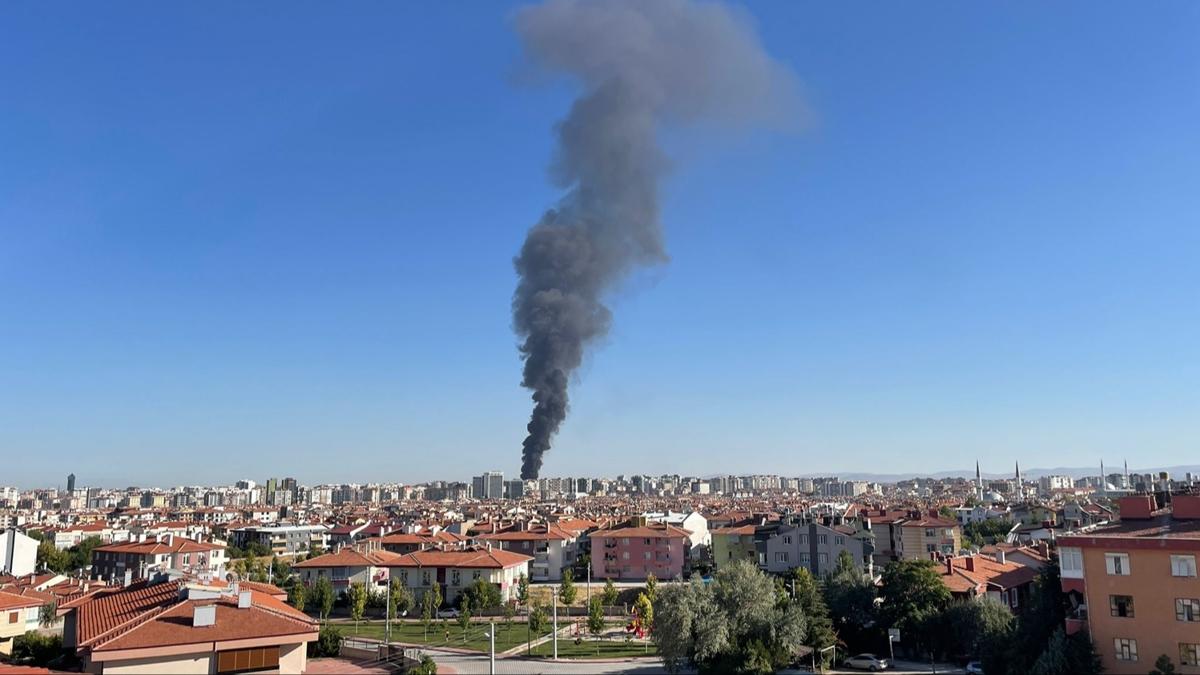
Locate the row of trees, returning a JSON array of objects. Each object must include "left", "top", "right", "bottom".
[
  {"left": 33, "top": 535, "right": 103, "bottom": 574},
  {"left": 652, "top": 552, "right": 1101, "bottom": 675}
]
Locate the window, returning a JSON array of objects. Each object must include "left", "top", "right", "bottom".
[
  {"left": 925, "top": 529, "right": 936, "bottom": 538},
  {"left": 7, "top": 612, "right": 16, "bottom": 624},
  {"left": 622, "top": 551, "right": 629, "bottom": 560},
  {"left": 621, "top": 538, "right": 629, "bottom": 545},
  {"left": 451, "top": 569, "right": 461, "bottom": 586},
  {"left": 1172, "top": 555, "right": 1197, "bottom": 578},
  {"left": 216, "top": 646, "right": 280, "bottom": 674},
  {"left": 422, "top": 570, "right": 431, "bottom": 586},
  {"left": 1105, "top": 553, "right": 1130, "bottom": 576},
  {"left": 775, "top": 552, "right": 789, "bottom": 563},
  {"left": 817, "top": 535, "right": 827, "bottom": 545},
  {"left": 1176, "top": 598, "right": 1200, "bottom": 622},
  {"left": 644, "top": 552, "right": 652, "bottom": 560},
  {"left": 926, "top": 544, "right": 937, "bottom": 553},
  {"left": 1114, "top": 638, "right": 1138, "bottom": 662},
  {"left": 783, "top": 536, "right": 792, "bottom": 545},
  {"left": 835, "top": 536, "right": 845, "bottom": 546},
  {"left": 799, "top": 535, "right": 807, "bottom": 544},
  {"left": 400, "top": 571, "right": 409, "bottom": 585},
  {"left": 333, "top": 566, "right": 349, "bottom": 580},
  {"left": 644, "top": 539, "right": 651, "bottom": 545},
  {"left": 473, "top": 570, "right": 481, "bottom": 580},
  {"left": 1181, "top": 643, "right": 1200, "bottom": 667},
  {"left": 1060, "top": 547, "right": 1083, "bottom": 578},
  {"left": 1109, "top": 595, "right": 1134, "bottom": 618}
]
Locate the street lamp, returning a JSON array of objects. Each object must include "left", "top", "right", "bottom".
[{"left": 482, "top": 622, "right": 496, "bottom": 674}]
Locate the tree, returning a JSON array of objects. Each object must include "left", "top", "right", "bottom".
[
  {"left": 516, "top": 572, "right": 530, "bottom": 607},
  {"left": 823, "top": 553, "right": 878, "bottom": 653},
  {"left": 994, "top": 562, "right": 1101, "bottom": 675},
  {"left": 458, "top": 597, "right": 472, "bottom": 643},
  {"left": 38, "top": 602, "right": 57, "bottom": 628},
  {"left": 67, "top": 536, "right": 103, "bottom": 572},
  {"left": 269, "top": 555, "right": 290, "bottom": 584},
  {"left": 36, "top": 540, "right": 70, "bottom": 574},
  {"left": 412, "top": 654, "right": 438, "bottom": 675},
  {"left": 653, "top": 561, "right": 806, "bottom": 674},
  {"left": 502, "top": 600, "right": 516, "bottom": 632},
  {"left": 602, "top": 578, "right": 619, "bottom": 606},
  {"left": 937, "top": 598, "right": 1012, "bottom": 661},
  {"left": 558, "top": 568, "right": 577, "bottom": 606},
  {"left": 634, "top": 592, "right": 654, "bottom": 632},
  {"left": 348, "top": 582, "right": 368, "bottom": 633},
  {"left": 938, "top": 505, "right": 956, "bottom": 520},
  {"left": 430, "top": 581, "right": 443, "bottom": 611},
  {"left": 289, "top": 583, "right": 308, "bottom": 613},
  {"left": 311, "top": 575, "right": 334, "bottom": 621},
  {"left": 462, "top": 578, "right": 502, "bottom": 610},
  {"left": 527, "top": 602, "right": 547, "bottom": 654},
  {"left": 308, "top": 625, "right": 341, "bottom": 658},
  {"left": 420, "top": 589, "right": 435, "bottom": 641},
  {"left": 879, "top": 560, "right": 951, "bottom": 654},
  {"left": 11, "top": 632, "right": 62, "bottom": 666},
  {"left": 1151, "top": 654, "right": 1179, "bottom": 675},
  {"left": 789, "top": 567, "right": 835, "bottom": 666},
  {"left": 644, "top": 572, "right": 658, "bottom": 602},
  {"left": 389, "top": 576, "right": 412, "bottom": 622},
  {"left": 1027, "top": 627, "right": 1102, "bottom": 675},
  {"left": 588, "top": 596, "right": 606, "bottom": 637}
]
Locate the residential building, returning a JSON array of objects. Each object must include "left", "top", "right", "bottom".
[
  {"left": 899, "top": 513, "right": 962, "bottom": 560},
  {"left": 589, "top": 518, "right": 690, "bottom": 581},
  {"left": 292, "top": 548, "right": 399, "bottom": 592},
  {"left": 230, "top": 524, "right": 328, "bottom": 555},
  {"left": 66, "top": 579, "right": 317, "bottom": 674},
  {"left": 476, "top": 524, "right": 578, "bottom": 581},
  {"left": 711, "top": 524, "right": 758, "bottom": 568},
  {"left": 0, "top": 590, "right": 42, "bottom": 656},
  {"left": 374, "top": 530, "right": 468, "bottom": 555},
  {"left": 935, "top": 552, "right": 1039, "bottom": 610},
  {"left": 91, "top": 535, "right": 226, "bottom": 585},
  {"left": 383, "top": 547, "right": 531, "bottom": 605},
  {"left": 763, "top": 520, "right": 872, "bottom": 576},
  {"left": 1, "top": 529, "right": 37, "bottom": 577},
  {"left": 1059, "top": 493, "right": 1200, "bottom": 674}
]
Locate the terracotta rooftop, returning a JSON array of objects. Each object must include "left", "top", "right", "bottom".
[
  {"left": 383, "top": 548, "right": 532, "bottom": 569},
  {"left": 75, "top": 582, "right": 316, "bottom": 653},
  {"left": 590, "top": 523, "right": 692, "bottom": 539},
  {"left": 938, "top": 555, "right": 1038, "bottom": 595},
  {"left": 292, "top": 548, "right": 402, "bottom": 568},
  {"left": 94, "top": 536, "right": 223, "bottom": 556},
  {"left": 0, "top": 590, "right": 43, "bottom": 611}
]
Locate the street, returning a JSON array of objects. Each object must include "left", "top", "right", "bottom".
[{"left": 426, "top": 651, "right": 968, "bottom": 675}]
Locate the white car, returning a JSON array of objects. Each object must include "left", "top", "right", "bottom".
[
  {"left": 436, "top": 608, "right": 460, "bottom": 619},
  {"left": 844, "top": 653, "right": 889, "bottom": 671},
  {"left": 966, "top": 662, "right": 985, "bottom": 675}
]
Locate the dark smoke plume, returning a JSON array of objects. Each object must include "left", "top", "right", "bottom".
[{"left": 512, "top": 0, "right": 799, "bottom": 479}]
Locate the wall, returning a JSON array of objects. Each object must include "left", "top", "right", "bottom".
[
  {"left": 1082, "top": 546, "right": 1200, "bottom": 674},
  {"left": 101, "top": 653, "right": 211, "bottom": 674},
  {"left": 279, "top": 641, "right": 306, "bottom": 674}
]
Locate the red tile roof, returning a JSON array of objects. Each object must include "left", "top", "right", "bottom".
[
  {"left": 938, "top": 555, "right": 1038, "bottom": 595},
  {"left": 0, "top": 590, "right": 43, "bottom": 611},
  {"left": 94, "top": 537, "right": 223, "bottom": 556},
  {"left": 293, "top": 549, "right": 402, "bottom": 568},
  {"left": 590, "top": 523, "right": 692, "bottom": 539},
  {"left": 383, "top": 548, "right": 532, "bottom": 570}
]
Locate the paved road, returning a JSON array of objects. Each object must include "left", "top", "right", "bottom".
[
  {"left": 429, "top": 651, "right": 666, "bottom": 674},
  {"left": 428, "top": 652, "right": 965, "bottom": 675}
]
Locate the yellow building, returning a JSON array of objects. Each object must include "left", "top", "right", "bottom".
[
  {"left": 0, "top": 590, "right": 42, "bottom": 656},
  {"left": 711, "top": 524, "right": 759, "bottom": 568},
  {"left": 899, "top": 514, "right": 963, "bottom": 560}
]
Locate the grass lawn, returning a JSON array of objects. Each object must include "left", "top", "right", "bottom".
[
  {"left": 340, "top": 620, "right": 552, "bottom": 653},
  {"left": 527, "top": 637, "right": 659, "bottom": 659}
]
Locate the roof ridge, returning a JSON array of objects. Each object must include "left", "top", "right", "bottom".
[{"left": 84, "top": 602, "right": 173, "bottom": 649}]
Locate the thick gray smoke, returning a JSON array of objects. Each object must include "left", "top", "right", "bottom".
[{"left": 512, "top": 0, "right": 799, "bottom": 479}]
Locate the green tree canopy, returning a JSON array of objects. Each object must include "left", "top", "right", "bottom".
[
  {"left": 310, "top": 575, "right": 335, "bottom": 621},
  {"left": 558, "top": 568, "right": 577, "bottom": 606},
  {"left": 879, "top": 560, "right": 951, "bottom": 652},
  {"left": 461, "top": 578, "right": 502, "bottom": 610},
  {"left": 602, "top": 578, "right": 619, "bottom": 606},
  {"left": 653, "top": 561, "right": 807, "bottom": 674}
]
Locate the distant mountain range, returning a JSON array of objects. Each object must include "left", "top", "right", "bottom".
[{"left": 809, "top": 465, "right": 1200, "bottom": 483}]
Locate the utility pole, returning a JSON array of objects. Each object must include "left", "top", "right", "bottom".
[
  {"left": 489, "top": 622, "right": 496, "bottom": 675},
  {"left": 385, "top": 575, "right": 391, "bottom": 644},
  {"left": 552, "top": 590, "right": 559, "bottom": 660}
]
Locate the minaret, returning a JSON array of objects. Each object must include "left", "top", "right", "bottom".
[
  {"left": 1100, "top": 460, "right": 1106, "bottom": 499},
  {"left": 1124, "top": 459, "right": 1129, "bottom": 490},
  {"left": 976, "top": 460, "right": 984, "bottom": 499},
  {"left": 1015, "top": 461, "right": 1022, "bottom": 499}
]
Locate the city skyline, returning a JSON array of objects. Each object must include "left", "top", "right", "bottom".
[{"left": 4, "top": 2, "right": 1199, "bottom": 487}]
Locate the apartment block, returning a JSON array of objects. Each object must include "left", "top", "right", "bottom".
[{"left": 1059, "top": 493, "right": 1200, "bottom": 674}]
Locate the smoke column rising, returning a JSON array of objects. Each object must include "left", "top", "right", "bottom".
[{"left": 512, "top": 0, "right": 800, "bottom": 479}]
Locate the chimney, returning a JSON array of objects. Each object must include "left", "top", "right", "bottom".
[
  {"left": 945, "top": 557, "right": 954, "bottom": 575},
  {"left": 995, "top": 550, "right": 1006, "bottom": 565},
  {"left": 193, "top": 604, "right": 216, "bottom": 627},
  {"left": 238, "top": 591, "right": 252, "bottom": 608},
  {"left": 1172, "top": 495, "right": 1200, "bottom": 520},
  {"left": 964, "top": 557, "right": 976, "bottom": 573}
]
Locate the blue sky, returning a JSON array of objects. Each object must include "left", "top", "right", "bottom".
[{"left": 2, "top": 2, "right": 1198, "bottom": 488}]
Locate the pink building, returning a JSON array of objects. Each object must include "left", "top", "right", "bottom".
[{"left": 590, "top": 519, "right": 691, "bottom": 581}]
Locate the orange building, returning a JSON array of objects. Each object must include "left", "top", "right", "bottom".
[{"left": 1059, "top": 493, "right": 1200, "bottom": 674}]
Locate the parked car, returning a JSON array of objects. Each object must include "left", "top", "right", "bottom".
[
  {"left": 966, "top": 662, "right": 985, "bottom": 675},
  {"left": 436, "top": 608, "right": 460, "bottom": 619},
  {"left": 844, "top": 653, "right": 889, "bottom": 671}
]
